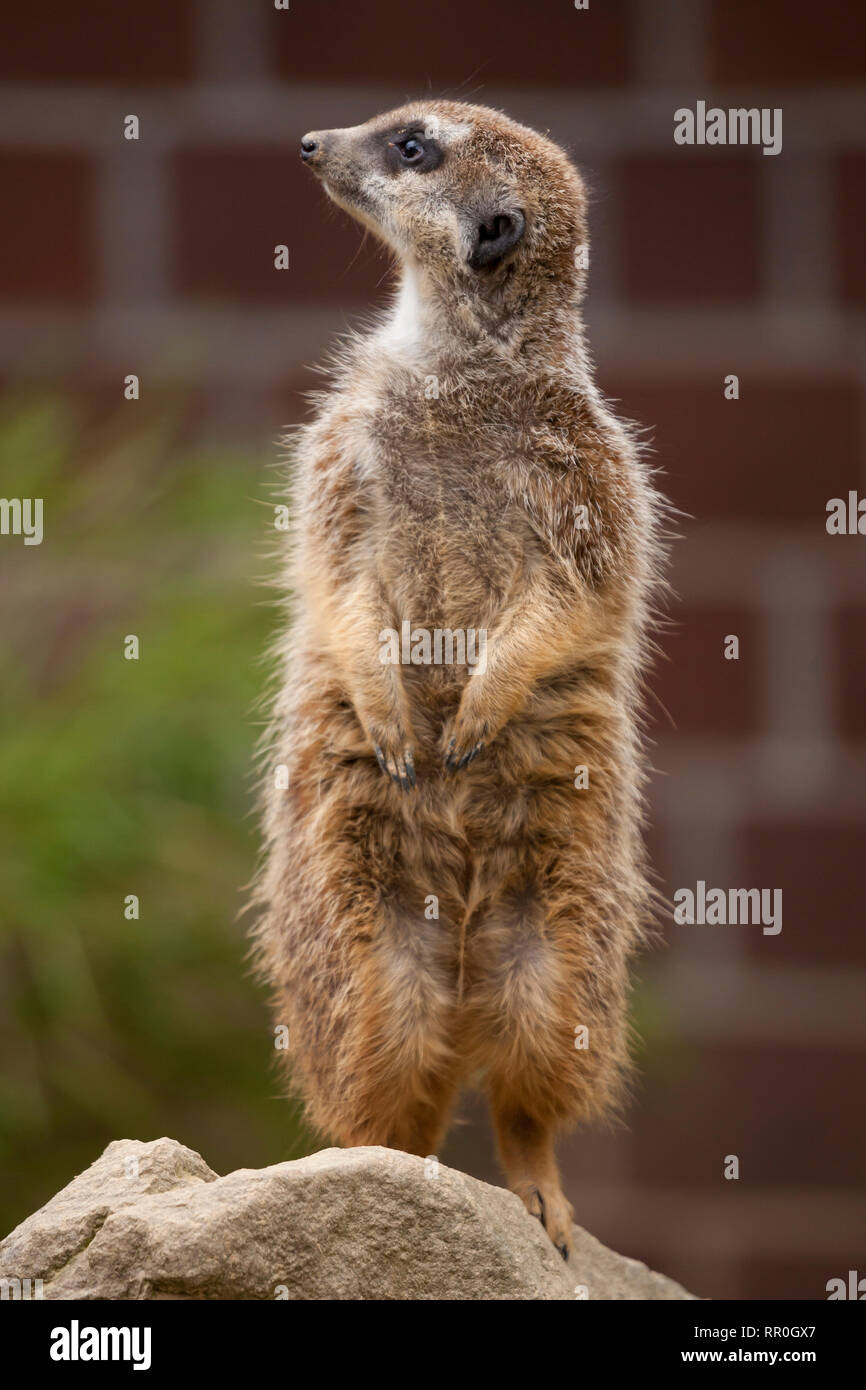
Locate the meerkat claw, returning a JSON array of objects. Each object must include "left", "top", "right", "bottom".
[
  {"left": 374, "top": 743, "right": 416, "bottom": 790},
  {"left": 445, "top": 729, "right": 486, "bottom": 771},
  {"left": 460, "top": 741, "right": 484, "bottom": 768}
]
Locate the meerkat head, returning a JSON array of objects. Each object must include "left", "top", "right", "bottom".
[{"left": 300, "top": 100, "right": 588, "bottom": 318}]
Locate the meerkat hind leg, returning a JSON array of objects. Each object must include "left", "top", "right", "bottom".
[
  {"left": 491, "top": 1097, "right": 574, "bottom": 1260},
  {"left": 383, "top": 1080, "right": 460, "bottom": 1157},
  {"left": 328, "top": 1031, "right": 460, "bottom": 1158},
  {"left": 327, "top": 887, "right": 464, "bottom": 1157}
]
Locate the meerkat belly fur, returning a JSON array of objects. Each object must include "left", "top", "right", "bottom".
[{"left": 251, "top": 101, "right": 667, "bottom": 1258}]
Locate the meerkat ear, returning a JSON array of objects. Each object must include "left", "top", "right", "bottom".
[{"left": 466, "top": 208, "right": 526, "bottom": 270}]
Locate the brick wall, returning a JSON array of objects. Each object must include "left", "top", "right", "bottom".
[{"left": 2, "top": 0, "right": 865, "bottom": 1299}]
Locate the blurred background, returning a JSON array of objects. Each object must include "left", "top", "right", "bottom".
[{"left": 1, "top": 0, "right": 865, "bottom": 1300}]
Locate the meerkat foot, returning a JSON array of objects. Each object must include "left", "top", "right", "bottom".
[{"left": 513, "top": 1179, "right": 574, "bottom": 1261}]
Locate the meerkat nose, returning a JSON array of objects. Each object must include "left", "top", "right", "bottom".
[{"left": 300, "top": 134, "right": 320, "bottom": 162}]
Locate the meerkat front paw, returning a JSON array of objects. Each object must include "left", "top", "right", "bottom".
[
  {"left": 443, "top": 714, "right": 488, "bottom": 772},
  {"left": 354, "top": 690, "right": 417, "bottom": 790},
  {"left": 442, "top": 682, "right": 491, "bottom": 772},
  {"left": 371, "top": 730, "right": 416, "bottom": 790}
]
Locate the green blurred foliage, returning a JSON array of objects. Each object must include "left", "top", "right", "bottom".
[{"left": 0, "top": 395, "right": 310, "bottom": 1235}]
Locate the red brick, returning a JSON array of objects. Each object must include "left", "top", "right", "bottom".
[
  {"left": 634, "top": 1043, "right": 866, "bottom": 1186},
  {"left": 710, "top": 1, "right": 866, "bottom": 83},
  {"left": 836, "top": 153, "right": 866, "bottom": 304},
  {"left": 741, "top": 820, "right": 866, "bottom": 968},
  {"left": 171, "top": 147, "right": 389, "bottom": 304},
  {"left": 649, "top": 605, "right": 761, "bottom": 738},
  {"left": 0, "top": 1, "right": 194, "bottom": 82},
  {"left": 620, "top": 156, "right": 761, "bottom": 305},
  {"left": 603, "top": 376, "right": 862, "bottom": 523},
  {"left": 270, "top": 0, "right": 635, "bottom": 87},
  {"left": 0, "top": 151, "right": 95, "bottom": 303},
  {"left": 833, "top": 606, "right": 866, "bottom": 740}
]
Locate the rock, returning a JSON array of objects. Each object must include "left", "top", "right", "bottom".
[{"left": 0, "top": 1139, "right": 695, "bottom": 1300}]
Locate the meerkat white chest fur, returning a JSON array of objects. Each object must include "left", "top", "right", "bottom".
[{"left": 252, "top": 100, "right": 666, "bottom": 1261}]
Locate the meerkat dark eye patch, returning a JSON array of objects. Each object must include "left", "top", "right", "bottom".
[
  {"left": 383, "top": 129, "right": 443, "bottom": 174},
  {"left": 467, "top": 209, "right": 526, "bottom": 270}
]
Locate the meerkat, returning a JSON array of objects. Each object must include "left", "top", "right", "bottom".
[{"left": 250, "top": 100, "right": 666, "bottom": 1259}]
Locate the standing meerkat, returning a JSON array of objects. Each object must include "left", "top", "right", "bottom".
[{"left": 251, "top": 100, "right": 666, "bottom": 1259}]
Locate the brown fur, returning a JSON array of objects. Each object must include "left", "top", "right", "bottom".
[{"left": 250, "top": 101, "right": 668, "bottom": 1257}]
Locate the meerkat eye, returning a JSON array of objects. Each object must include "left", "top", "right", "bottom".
[
  {"left": 384, "top": 132, "right": 443, "bottom": 173},
  {"left": 398, "top": 137, "right": 425, "bottom": 163}
]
